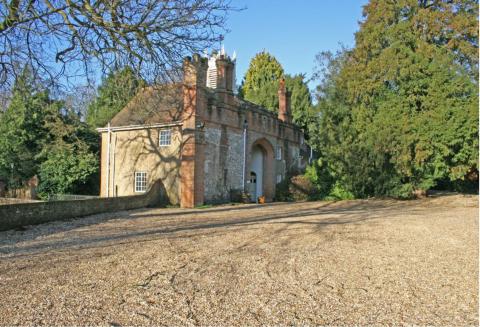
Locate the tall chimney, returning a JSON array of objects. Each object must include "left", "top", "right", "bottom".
[
  {"left": 180, "top": 54, "right": 208, "bottom": 208},
  {"left": 278, "top": 78, "right": 291, "bottom": 123},
  {"left": 215, "top": 54, "right": 235, "bottom": 104},
  {"left": 216, "top": 55, "right": 235, "bottom": 93}
]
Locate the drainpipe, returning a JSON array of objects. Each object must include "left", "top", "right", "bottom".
[
  {"left": 242, "top": 120, "right": 248, "bottom": 191},
  {"left": 112, "top": 133, "right": 117, "bottom": 197},
  {"left": 106, "top": 122, "right": 111, "bottom": 197}
]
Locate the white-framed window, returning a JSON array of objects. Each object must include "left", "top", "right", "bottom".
[
  {"left": 276, "top": 174, "right": 283, "bottom": 184},
  {"left": 293, "top": 148, "right": 300, "bottom": 159},
  {"left": 159, "top": 129, "right": 172, "bottom": 146},
  {"left": 276, "top": 146, "right": 282, "bottom": 160},
  {"left": 134, "top": 171, "right": 147, "bottom": 192}
]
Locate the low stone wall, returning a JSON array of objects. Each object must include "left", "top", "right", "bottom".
[
  {"left": 0, "top": 180, "right": 168, "bottom": 231},
  {"left": 0, "top": 198, "right": 42, "bottom": 205}
]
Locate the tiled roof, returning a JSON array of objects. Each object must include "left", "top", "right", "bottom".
[{"left": 109, "top": 84, "right": 183, "bottom": 127}]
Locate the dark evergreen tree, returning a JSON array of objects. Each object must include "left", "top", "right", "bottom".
[
  {"left": 284, "top": 74, "right": 315, "bottom": 132},
  {"left": 86, "top": 67, "right": 145, "bottom": 127},
  {"left": 0, "top": 67, "right": 99, "bottom": 196},
  {"left": 311, "top": 0, "right": 478, "bottom": 198},
  {"left": 240, "top": 51, "right": 284, "bottom": 111},
  {"left": 0, "top": 68, "right": 53, "bottom": 186}
]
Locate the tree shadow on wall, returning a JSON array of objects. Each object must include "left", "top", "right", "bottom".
[{"left": 107, "top": 83, "right": 204, "bottom": 205}]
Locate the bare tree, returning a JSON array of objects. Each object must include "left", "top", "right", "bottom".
[{"left": 0, "top": 0, "right": 233, "bottom": 90}]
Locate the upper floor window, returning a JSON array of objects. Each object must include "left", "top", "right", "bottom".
[
  {"left": 159, "top": 129, "right": 171, "bottom": 146},
  {"left": 276, "top": 174, "right": 283, "bottom": 184},
  {"left": 276, "top": 146, "right": 282, "bottom": 160},
  {"left": 206, "top": 56, "right": 218, "bottom": 89},
  {"left": 293, "top": 148, "right": 299, "bottom": 159},
  {"left": 134, "top": 171, "right": 147, "bottom": 193}
]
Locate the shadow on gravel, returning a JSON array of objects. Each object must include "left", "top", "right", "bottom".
[
  {"left": 0, "top": 202, "right": 291, "bottom": 242},
  {"left": 0, "top": 199, "right": 423, "bottom": 259}
]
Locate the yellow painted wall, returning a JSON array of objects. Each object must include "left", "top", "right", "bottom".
[{"left": 100, "top": 126, "right": 181, "bottom": 205}]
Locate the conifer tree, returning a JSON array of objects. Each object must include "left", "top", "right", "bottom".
[
  {"left": 284, "top": 74, "right": 315, "bottom": 132},
  {"left": 240, "top": 51, "right": 284, "bottom": 111},
  {"left": 0, "top": 67, "right": 99, "bottom": 196},
  {"left": 0, "top": 68, "right": 53, "bottom": 186},
  {"left": 86, "top": 67, "right": 145, "bottom": 128},
  {"left": 240, "top": 52, "right": 315, "bottom": 131},
  {"left": 312, "top": 0, "right": 478, "bottom": 198}
]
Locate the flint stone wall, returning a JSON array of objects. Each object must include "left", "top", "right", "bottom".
[{"left": 0, "top": 180, "right": 167, "bottom": 231}]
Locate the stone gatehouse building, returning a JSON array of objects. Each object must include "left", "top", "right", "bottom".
[{"left": 98, "top": 51, "right": 307, "bottom": 208}]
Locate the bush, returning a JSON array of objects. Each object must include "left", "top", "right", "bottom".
[
  {"left": 324, "top": 181, "right": 354, "bottom": 201},
  {"left": 387, "top": 183, "right": 415, "bottom": 200},
  {"left": 37, "top": 147, "right": 98, "bottom": 199},
  {"left": 275, "top": 177, "right": 292, "bottom": 202},
  {"left": 289, "top": 175, "right": 319, "bottom": 201},
  {"left": 275, "top": 173, "right": 321, "bottom": 202}
]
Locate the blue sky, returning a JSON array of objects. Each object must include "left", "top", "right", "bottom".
[{"left": 222, "top": 0, "right": 368, "bottom": 90}]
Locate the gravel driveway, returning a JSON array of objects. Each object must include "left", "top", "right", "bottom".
[{"left": 0, "top": 194, "right": 478, "bottom": 326}]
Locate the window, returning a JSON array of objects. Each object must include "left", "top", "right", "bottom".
[
  {"left": 293, "top": 148, "right": 299, "bottom": 159},
  {"left": 159, "top": 129, "right": 171, "bottom": 146},
  {"left": 276, "top": 146, "right": 282, "bottom": 160},
  {"left": 206, "top": 56, "right": 217, "bottom": 89},
  {"left": 135, "top": 172, "right": 147, "bottom": 192},
  {"left": 249, "top": 172, "right": 257, "bottom": 184},
  {"left": 276, "top": 174, "right": 283, "bottom": 184}
]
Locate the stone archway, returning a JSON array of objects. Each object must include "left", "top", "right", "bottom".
[{"left": 249, "top": 138, "right": 275, "bottom": 202}]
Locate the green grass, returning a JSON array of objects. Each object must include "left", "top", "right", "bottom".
[{"left": 195, "top": 204, "right": 214, "bottom": 209}]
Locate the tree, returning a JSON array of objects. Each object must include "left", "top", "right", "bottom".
[
  {"left": 63, "top": 85, "right": 96, "bottom": 120},
  {"left": 37, "top": 134, "right": 98, "bottom": 197},
  {"left": 0, "top": 0, "right": 233, "bottom": 90},
  {"left": 37, "top": 106, "right": 100, "bottom": 197},
  {"left": 240, "top": 51, "right": 284, "bottom": 111},
  {"left": 86, "top": 67, "right": 144, "bottom": 127},
  {"left": 311, "top": 0, "right": 478, "bottom": 198},
  {"left": 0, "top": 67, "right": 99, "bottom": 196},
  {"left": 239, "top": 53, "right": 314, "bottom": 128},
  {"left": 0, "top": 68, "right": 53, "bottom": 186},
  {"left": 284, "top": 74, "right": 315, "bottom": 132}
]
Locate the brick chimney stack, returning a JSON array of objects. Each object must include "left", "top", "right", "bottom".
[
  {"left": 215, "top": 54, "right": 235, "bottom": 104},
  {"left": 278, "top": 78, "right": 292, "bottom": 123},
  {"left": 216, "top": 56, "right": 235, "bottom": 91},
  {"left": 181, "top": 54, "right": 208, "bottom": 208}
]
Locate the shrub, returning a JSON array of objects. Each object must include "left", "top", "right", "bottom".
[
  {"left": 275, "top": 177, "right": 292, "bottom": 202},
  {"left": 289, "top": 175, "right": 319, "bottom": 201},
  {"left": 324, "top": 181, "right": 354, "bottom": 201}
]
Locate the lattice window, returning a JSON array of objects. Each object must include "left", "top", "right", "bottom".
[
  {"left": 134, "top": 172, "right": 147, "bottom": 193},
  {"left": 159, "top": 129, "right": 171, "bottom": 146}
]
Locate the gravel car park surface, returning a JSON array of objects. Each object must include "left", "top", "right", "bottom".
[{"left": 0, "top": 194, "right": 478, "bottom": 326}]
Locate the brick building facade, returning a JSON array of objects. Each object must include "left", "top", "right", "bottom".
[{"left": 98, "top": 51, "right": 307, "bottom": 208}]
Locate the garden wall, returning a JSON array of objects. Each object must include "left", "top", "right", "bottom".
[
  {"left": 0, "top": 180, "right": 168, "bottom": 231},
  {"left": 0, "top": 198, "right": 41, "bottom": 205}
]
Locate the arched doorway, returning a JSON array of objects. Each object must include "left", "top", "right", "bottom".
[
  {"left": 249, "top": 146, "right": 264, "bottom": 201},
  {"left": 248, "top": 138, "right": 275, "bottom": 202}
]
